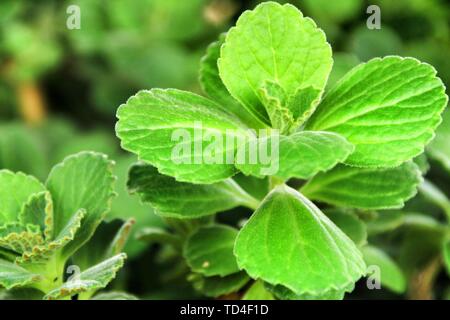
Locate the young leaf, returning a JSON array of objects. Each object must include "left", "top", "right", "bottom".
[
  {"left": 218, "top": 2, "right": 332, "bottom": 125},
  {"left": 259, "top": 81, "right": 295, "bottom": 133},
  {"left": 306, "top": 56, "right": 448, "bottom": 168},
  {"left": 188, "top": 271, "right": 250, "bottom": 298},
  {"left": 242, "top": 280, "right": 274, "bottom": 300},
  {"left": 301, "top": 162, "right": 422, "bottom": 210},
  {"left": 46, "top": 152, "right": 115, "bottom": 260},
  {"left": 235, "top": 131, "right": 353, "bottom": 180},
  {"left": 18, "top": 191, "right": 53, "bottom": 239},
  {"left": 116, "top": 89, "right": 253, "bottom": 184},
  {"left": 0, "top": 258, "right": 41, "bottom": 290},
  {"left": 0, "top": 227, "right": 44, "bottom": 255},
  {"left": 184, "top": 225, "right": 239, "bottom": 277},
  {"left": 43, "top": 253, "right": 126, "bottom": 300},
  {"left": 362, "top": 246, "right": 406, "bottom": 294},
  {"left": 128, "top": 164, "right": 259, "bottom": 218},
  {"left": 234, "top": 185, "right": 366, "bottom": 296},
  {"left": 0, "top": 170, "right": 46, "bottom": 223},
  {"left": 199, "top": 33, "right": 266, "bottom": 129},
  {"left": 17, "top": 209, "right": 85, "bottom": 265}
]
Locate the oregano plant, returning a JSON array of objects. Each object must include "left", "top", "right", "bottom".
[
  {"left": 115, "top": 2, "right": 448, "bottom": 299},
  {"left": 0, "top": 151, "right": 131, "bottom": 300}
]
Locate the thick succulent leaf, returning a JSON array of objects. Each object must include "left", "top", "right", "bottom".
[
  {"left": 19, "top": 191, "right": 53, "bottom": 239},
  {"left": 0, "top": 170, "right": 46, "bottom": 223},
  {"left": 242, "top": 280, "right": 274, "bottom": 300},
  {"left": 17, "top": 209, "right": 85, "bottom": 265},
  {"left": 116, "top": 89, "right": 253, "bottom": 184},
  {"left": 325, "top": 209, "right": 367, "bottom": 247},
  {"left": 199, "top": 33, "right": 265, "bottom": 129},
  {"left": 301, "top": 162, "right": 422, "bottom": 210},
  {"left": 236, "top": 131, "right": 353, "bottom": 180},
  {"left": 428, "top": 110, "right": 450, "bottom": 171},
  {"left": 44, "top": 253, "right": 126, "bottom": 300},
  {"left": 218, "top": 2, "right": 332, "bottom": 125},
  {"left": 265, "top": 282, "right": 353, "bottom": 300},
  {"left": 184, "top": 225, "right": 239, "bottom": 277},
  {"left": 188, "top": 272, "right": 250, "bottom": 298},
  {"left": 234, "top": 185, "right": 366, "bottom": 295},
  {"left": 306, "top": 56, "right": 448, "bottom": 168},
  {"left": 0, "top": 258, "right": 41, "bottom": 290},
  {"left": 46, "top": 152, "right": 115, "bottom": 260},
  {"left": 362, "top": 246, "right": 406, "bottom": 294},
  {"left": 128, "top": 164, "right": 258, "bottom": 218}
]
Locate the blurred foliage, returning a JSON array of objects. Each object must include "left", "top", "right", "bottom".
[{"left": 0, "top": 0, "right": 449, "bottom": 299}]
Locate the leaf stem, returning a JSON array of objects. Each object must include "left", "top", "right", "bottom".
[
  {"left": 226, "top": 179, "right": 260, "bottom": 211},
  {"left": 419, "top": 180, "right": 450, "bottom": 222}
]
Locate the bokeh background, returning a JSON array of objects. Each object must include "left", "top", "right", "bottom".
[{"left": 1, "top": 0, "right": 449, "bottom": 299}]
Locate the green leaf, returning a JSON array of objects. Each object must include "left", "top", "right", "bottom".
[
  {"left": 0, "top": 225, "right": 44, "bottom": 254},
  {"left": 235, "top": 131, "right": 353, "bottom": 180},
  {"left": 44, "top": 253, "right": 126, "bottom": 300},
  {"left": 128, "top": 164, "right": 258, "bottom": 218},
  {"left": 188, "top": 272, "right": 250, "bottom": 298},
  {"left": 116, "top": 89, "right": 253, "bottom": 184},
  {"left": 234, "top": 185, "right": 365, "bottom": 295},
  {"left": 306, "top": 56, "right": 448, "bottom": 168},
  {"left": 199, "top": 34, "right": 266, "bottom": 129},
  {"left": 0, "top": 170, "right": 46, "bottom": 223},
  {"left": 325, "top": 209, "right": 367, "bottom": 247},
  {"left": 0, "top": 258, "right": 41, "bottom": 290},
  {"left": 259, "top": 81, "right": 295, "bottom": 133},
  {"left": 242, "top": 280, "right": 274, "bottom": 300},
  {"left": 265, "top": 282, "right": 352, "bottom": 300},
  {"left": 184, "top": 225, "right": 239, "bottom": 277},
  {"left": 286, "top": 86, "right": 322, "bottom": 126},
  {"left": 46, "top": 152, "right": 115, "bottom": 260},
  {"left": 17, "top": 209, "right": 85, "bottom": 265},
  {"left": 362, "top": 245, "right": 406, "bottom": 294},
  {"left": 301, "top": 162, "right": 422, "bottom": 210},
  {"left": 428, "top": 109, "right": 450, "bottom": 172},
  {"left": 218, "top": 2, "right": 332, "bottom": 125},
  {"left": 18, "top": 191, "right": 53, "bottom": 239},
  {"left": 92, "top": 291, "right": 138, "bottom": 300}
]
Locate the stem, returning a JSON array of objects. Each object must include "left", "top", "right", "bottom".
[
  {"left": 408, "top": 256, "right": 442, "bottom": 300},
  {"left": 226, "top": 179, "right": 260, "bottom": 210},
  {"left": 419, "top": 180, "right": 450, "bottom": 222},
  {"left": 269, "top": 176, "right": 285, "bottom": 190}
]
